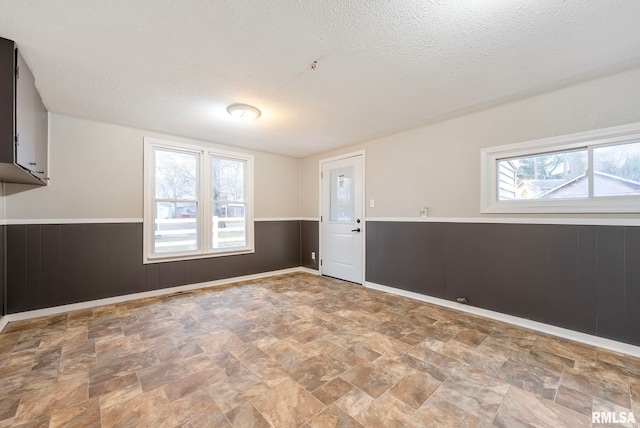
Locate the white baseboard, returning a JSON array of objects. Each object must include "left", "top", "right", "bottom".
[
  {"left": 365, "top": 281, "right": 640, "bottom": 359},
  {"left": 0, "top": 267, "right": 306, "bottom": 329},
  {"left": 299, "top": 267, "right": 320, "bottom": 275}
]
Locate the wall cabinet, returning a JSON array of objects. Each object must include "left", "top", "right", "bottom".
[{"left": 0, "top": 36, "right": 48, "bottom": 186}]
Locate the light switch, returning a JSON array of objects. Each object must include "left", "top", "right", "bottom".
[{"left": 369, "top": 199, "right": 375, "bottom": 208}]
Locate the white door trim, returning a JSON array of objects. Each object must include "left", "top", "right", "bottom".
[{"left": 318, "top": 150, "right": 366, "bottom": 284}]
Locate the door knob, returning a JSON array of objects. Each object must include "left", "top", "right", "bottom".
[{"left": 351, "top": 228, "right": 361, "bottom": 232}]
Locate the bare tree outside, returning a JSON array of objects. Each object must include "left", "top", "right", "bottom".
[
  {"left": 515, "top": 150, "right": 586, "bottom": 182},
  {"left": 154, "top": 150, "right": 198, "bottom": 253},
  {"left": 156, "top": 150, "right": 197, "bottom": 200},
  {"left": 212, "top": 157, "right": 244, "bottom": 203},
  {"left": 594, "top": 141, "right": 640, "bottom": 183},
  {"left": 212, "top": 156, "right": 246, "bottom": 247}
]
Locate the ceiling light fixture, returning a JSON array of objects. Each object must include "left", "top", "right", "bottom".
[{"left": 227, "top": 104, "right": 261, "bottom": 120}]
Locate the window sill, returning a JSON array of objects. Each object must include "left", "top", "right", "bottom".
[
  {"left": 144, "top": 247, "right": 255, "bottom": 264},
  {"left": 482, "top": 196, "right": 640, "bottom": 214}
]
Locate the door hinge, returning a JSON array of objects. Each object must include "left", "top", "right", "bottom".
[
  {"left": 14, "top": 133, "right": 19, "bottom": 145},
  {"left": 320, "top": 172, "right": 323, "bottom": 179},
  {"left": 320, "top": 215, "right": 323, "bottom": 222},
  {"left": 320, "top": 259, "right": 323, "bottom": 266},
  {"left": 15, "top": 66, "right": 19, "bottom": 79}
]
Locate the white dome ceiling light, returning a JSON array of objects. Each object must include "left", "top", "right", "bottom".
[{"left": 227, "top": 104, "right": 261, "bottom": 121}]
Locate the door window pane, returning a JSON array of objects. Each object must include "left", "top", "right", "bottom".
[
  {"left": 497, "top": 150, "right": 588, "bottom": 200},
  {"left": 212, "top": 203, "right": 246, "bottom": 248},
  {"left": 154, "top": 202, "right": 198, "bottom": 253},
  {"left": 155, "top": 150, "right": 197, "bottom": 199},
  {"left": 594, "top": 141, "right": 640, "bottom": 197},
  {"left": 212, "top": 157, "right": 245, "bottom": 201},
  {"left": 330, "top": 167, "right": 354, "bottom": 222}
]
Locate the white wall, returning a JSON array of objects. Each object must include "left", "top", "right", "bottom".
[
  {"left": 301, "top": 67, "right": 640, "bottom": 219},
  {"left": 4, "top": 114, "right": 301, "bottom": 220},
  {"left": 6, "top": 67, "right": 640, "bottom": 221}
]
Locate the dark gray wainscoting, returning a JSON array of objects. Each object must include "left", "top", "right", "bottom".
[
  {"left": 366, "top": 221, "right": 640, "bottom": 347},
  {"left": 1, "top": 225, "right": 4, "bottom": 316},
  {"left": 6, "top": 220, "right": 300, "bottom": 314},
  {"left": 301, "top": 220, "right": 319, "bottom": 270}
]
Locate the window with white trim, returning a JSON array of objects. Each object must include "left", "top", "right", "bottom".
[
  {"left": 481, "top": 123, "right": 640, "bottom": 213},
  {"left": 144, "top": 138, "right": 254, "bottom": 263}
]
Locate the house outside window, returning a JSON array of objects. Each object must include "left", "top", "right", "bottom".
[{"left": 143, "top": 137, "right": 254, "bottom": 263}]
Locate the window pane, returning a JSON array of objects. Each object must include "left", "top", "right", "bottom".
[
  {"left": 330, "top": 167, "right": 354, "bottom": 222},
  {"left": 212, "top": 157, "right": 245, "bottom": 202},
  {"left": 154, "top": 202, "right": 198, "bottom": 253},
  {"left": 155, "top": 150, "right": 198, "bottom": 200},
  {"left": 212, "top": 203, "right": 246, "bottom": 248},
  {"left": 497, "top": 150, "right": 588, "bottom": 200},
  {"left": 594, "top": 141, "right": 640, "bottom": 197}
]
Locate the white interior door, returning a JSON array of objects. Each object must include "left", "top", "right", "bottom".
[{"left": 320, "top": 154, "right": 364, "bottom": 284}]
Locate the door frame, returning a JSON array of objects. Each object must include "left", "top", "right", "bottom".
[{"left": 318, "top": 150, "right": 366, "bottom": 285}]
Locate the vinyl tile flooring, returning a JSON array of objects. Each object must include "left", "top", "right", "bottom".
[{"left": 1, "top": 272, "right": 639, "bottom": 427}]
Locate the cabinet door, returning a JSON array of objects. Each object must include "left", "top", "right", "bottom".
[
  {"left": 15, "top": 51, "right": 40, "bottom": 173},
  {"left": 32, "top": 93, "right": 48, "bottom": 179},
  {"left": 0, "top": 38, "right": 14, "bottom": 165}
]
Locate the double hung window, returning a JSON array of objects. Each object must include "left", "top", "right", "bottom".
[{"left": 144, "top": 138, "right": 254, "bottom": 263}]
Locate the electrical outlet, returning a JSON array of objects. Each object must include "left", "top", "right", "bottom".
[
  {"left": 311, "top": 252, "right": 316, "bottom": 260},
  {"left": 420, "top": 206, "right": 428, "bottom": 217}
]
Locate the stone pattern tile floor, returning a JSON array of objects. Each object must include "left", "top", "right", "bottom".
[{"left": 1, "top": 272, "right": 639, "bottom": 427}]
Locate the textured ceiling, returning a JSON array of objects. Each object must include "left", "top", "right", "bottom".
[{"left": 1, "top": 1, "right": 640, "bottom": 157}]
